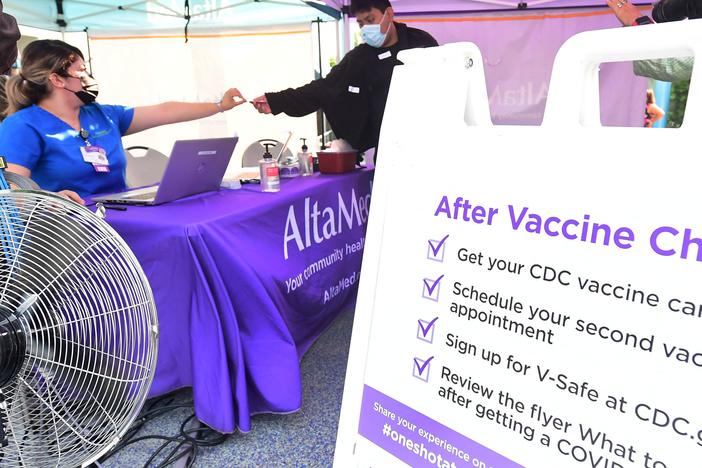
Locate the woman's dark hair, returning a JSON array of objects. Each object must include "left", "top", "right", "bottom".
[
  {"left": 350, "top": 0, "right": 392, "bottom": 15},
  {"left": 5, "top": 39, "right": 84, "bottom": 115}
]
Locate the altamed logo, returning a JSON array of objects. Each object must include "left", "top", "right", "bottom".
[{"left": 283, "top": 187, "right": 371, "bottom": 260}]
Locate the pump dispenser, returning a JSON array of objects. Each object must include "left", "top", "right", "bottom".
[
  {"left": 259, "top": 142, "right": 280, "bottom": 192},
  {"left": 298, "top": 138, "right": 314, "bottom": 176}
]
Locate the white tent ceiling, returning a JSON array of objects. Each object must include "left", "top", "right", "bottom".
[{"left": 4, "top": 0, "right": 339, "bottom": 32}]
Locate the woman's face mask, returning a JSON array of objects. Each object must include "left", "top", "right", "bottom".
[
  {"left": 65, "top": 71, "right": 99, "bottom": 104},
  {"left": 361, "top": 10, "right": 389, "bottom": 48}
]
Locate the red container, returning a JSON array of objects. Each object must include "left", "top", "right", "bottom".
[{"left": 317, "top": 151, "right": 357, "bottom": 174}]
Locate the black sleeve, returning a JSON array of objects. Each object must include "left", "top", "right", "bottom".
[
  {"left": 266, "top": 52, "right": 355, "bottom": 117},
  {"left": 421, "top": 31, "right": 439, "bottom": 48}
]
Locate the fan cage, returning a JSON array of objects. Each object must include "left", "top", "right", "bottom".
[{"left": 0, "top": 190, "right": 158, "bottom": 468}]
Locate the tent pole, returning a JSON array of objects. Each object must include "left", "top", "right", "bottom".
[
  {"left": 55, "top": 0, "right": 66, "bottom": 37},
  {"left": 312, "top": 18, "right": 327, "bottom": 146},
  {"left": 84, "top": 28, "right": 93, "bottom": 75},
  {"left": 652, "top": 80, "right": 671, "bottom": 128},
  {"left": 316, "top": 18, "right": 323, "bottom": 78},
  {"left": 334, "top": 19, "right": 341, "bottom": 63},
  {"left": 341, "top": 1, "right": 350, "bottom": 57}
]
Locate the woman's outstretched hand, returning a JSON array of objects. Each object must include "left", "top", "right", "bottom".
[{"left": 219, "top": 88, "right": 247, "bottom": 111}]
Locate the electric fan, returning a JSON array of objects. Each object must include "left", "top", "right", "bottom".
[{"left": 0, "top": 167, "right": 159, "bottom": 467}]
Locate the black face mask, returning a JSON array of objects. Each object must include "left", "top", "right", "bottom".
[{"left": 67, "top": 72, "right": 99, "bottom": 104}]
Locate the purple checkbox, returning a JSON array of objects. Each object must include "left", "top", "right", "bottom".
[
  {"left": 427, "top": 235, "right": 449, "bottom": 262},
  {"left": 417, "top": 317, "right": 438, "bottom": 343},
  {"left": 413, "top": 356, "right": 434, "bottom": 382},
  {"left": 422, "top": 275, "right": 444, "bottom": 302}
]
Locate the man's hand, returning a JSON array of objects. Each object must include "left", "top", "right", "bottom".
[
  {"left": 251, "top": 95, "right": 272, "bottom": 114},
  {"left": 606, "top": 0, "right": 643, "bottom": 26},
  {"left": 57, "top": 189, "right": 85, "bottom": 205},
  {"left": 219, "top": 88, "right": 247, "bottom": 111}
]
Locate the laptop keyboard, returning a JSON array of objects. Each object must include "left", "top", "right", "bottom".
[{"left": 125, "top": 191, "right": 157, "bottom": 200}]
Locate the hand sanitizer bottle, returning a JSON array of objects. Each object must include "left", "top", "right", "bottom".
[
  {"left": 259, "top": 143, "right": 280, "bottom": 192},
  {"left": 298, "top": 138, "right": 314, "bottom": 176}
]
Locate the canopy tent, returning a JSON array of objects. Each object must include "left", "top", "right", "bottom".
[{"left": 4, "top": 0, "right": 338, "bottom": 33}]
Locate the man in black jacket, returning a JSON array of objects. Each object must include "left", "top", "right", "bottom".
[{"left": 251, "top": 0, "right": 437, "bottom": 155}]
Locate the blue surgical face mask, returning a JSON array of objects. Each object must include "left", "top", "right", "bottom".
[{"left": 361, "top": 11, "right": 389, "bottom": 48}]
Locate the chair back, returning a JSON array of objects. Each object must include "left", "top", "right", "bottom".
[
  {"left": 241, "top": 140, "right": 293, "bottom": 167},
  {"left": 125, "top": 146, "right": 169, "bottom": 188}
]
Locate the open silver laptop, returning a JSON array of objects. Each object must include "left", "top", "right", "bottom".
[{"left": 94, "top": 137, "right": 238, "bottom": 206}]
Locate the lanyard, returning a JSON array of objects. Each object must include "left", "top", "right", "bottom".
[{"left": 79, "top": 128, "right": 91, "bottom": 146}]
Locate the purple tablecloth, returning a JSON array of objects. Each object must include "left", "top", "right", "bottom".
[{"left": 103, "top": 168, "right": 374, "bottom": 433}]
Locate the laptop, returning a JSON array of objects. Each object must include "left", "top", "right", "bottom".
[{"left": 94, "top": 137, "right": 238, "bottom": 206}]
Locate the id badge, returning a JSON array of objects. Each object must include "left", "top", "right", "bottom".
[{"left": 80, "top": 145, "right": 108, "bottom": 165}]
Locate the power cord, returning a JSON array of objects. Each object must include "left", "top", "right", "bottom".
[{"left": 94, "top": 392, "right": 230, "bottom": 467}]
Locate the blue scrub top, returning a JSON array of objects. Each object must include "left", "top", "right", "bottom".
[{"left": 0, "top": 103, "right": 135, "bottom": 197}]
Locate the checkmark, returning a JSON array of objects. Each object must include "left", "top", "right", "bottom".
[
  {"left": 422, "top": 275, "right": 444, "bottom": 302},
  {"left": 427, "top": 235, "right": 449, "bottom": 262},
  {"left": 412, "top": 356, "right": 434, "bottom": 382},
  {"left": 417, "top": 317, "right": 439, "bottom": 343}
]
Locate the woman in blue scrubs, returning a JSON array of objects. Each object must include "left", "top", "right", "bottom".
[{"left": 0, "top": 39, "right": 246, "bottom": 203}]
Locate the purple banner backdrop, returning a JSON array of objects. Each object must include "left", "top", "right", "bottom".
[
  {"left": 359, "top": 386, "right": 523, "bottom": 468},
  {"left": 403, "top": 10, "right": 648, "bottom": 126},
  {"left": 103, "top": 169, "right": 374, "bottom": 433}
]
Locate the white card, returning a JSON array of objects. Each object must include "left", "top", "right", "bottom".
[{"left": 80, "top": 145, "right": 108, "bottom": 165}]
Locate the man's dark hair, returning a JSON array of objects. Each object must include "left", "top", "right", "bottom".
[
  {"left": 0, "top": 1, "right": 20, "bottom": 75},
  {"left": 349, "top": 0, "right": 392, "bottom": 15}
]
